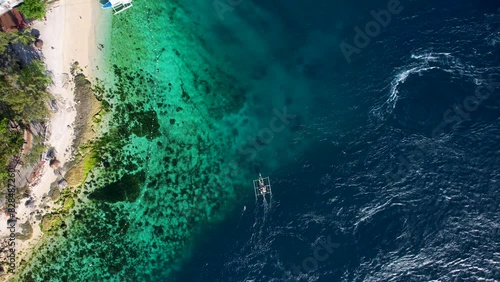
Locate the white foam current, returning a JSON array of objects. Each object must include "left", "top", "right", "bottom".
[{"left": 371, "top": 52, "right": 485, "bottom": 120}]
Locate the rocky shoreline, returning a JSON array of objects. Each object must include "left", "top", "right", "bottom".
[{"left": 0, "top": 68, "right": 102, "bottom": 279}]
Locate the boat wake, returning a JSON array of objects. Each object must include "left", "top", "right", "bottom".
[
  {"left": 219, "top": 198, "right": 278, "bottom": 281},
  {"left": 251, "top": 198, "right": 272, "bottom": 242}
]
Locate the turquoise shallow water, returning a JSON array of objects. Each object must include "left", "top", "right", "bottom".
[{"left": 15, "top": 0, "right": 311, "bottom": 281}]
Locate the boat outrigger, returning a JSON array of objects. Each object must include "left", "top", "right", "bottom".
[
  {"left": 102, "top": 0, "right": 133, "bottom": 14},
  {"left": 253, "top": 173, "right": 272, "bottom": 200}
]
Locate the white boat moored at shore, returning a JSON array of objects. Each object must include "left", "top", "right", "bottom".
[{"left": 102, "top": 0, "right": 132, "bottom": 15}]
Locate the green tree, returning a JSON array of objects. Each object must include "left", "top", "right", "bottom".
[
  {"left": 0, "top": 117, "right": 23, "bottom": 184},
  {"left": 0, "top": 28, "right": 51, "bottom": 187},
  {"left": 18, "top": 0, "right": 47, "bottom": 20},
  {"left": 25, "top": 136, "right": 46, "bottom": 165},
  {"left": 0, "top": 118, "right": 23, "bottom": 159},
  {"left": 12, "top": 29, "right": 35, "bottom": 45},
  {"left": 0, "top": 60, "right": 52, "bottom": 122},
  {"left": 0, "top": 32, "right": 11, "bottom": 54},
  {"left": 18, "top": 59, "right": 51, "bottom": 92},
  {"left": 0, "top": 29, "right": 35, "bottom": 54}
]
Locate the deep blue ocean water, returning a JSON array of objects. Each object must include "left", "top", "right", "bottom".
[{"left": 171, "top": 1, "right": 500, "bottom": 281}]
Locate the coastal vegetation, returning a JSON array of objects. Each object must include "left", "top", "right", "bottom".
[
  {"left": 25, "top": 136, "right": 47, "bottom": 165},
  {"left": 0, "top": 118, "right": 23, "bottom": 182},
  {"left": 0, "top": 29, "right": 34, "bottom": 53},
  {"left": 0, "top": 30, "right": 51, "bottom": 184},
  {"left": 1, "top": 5, "right": 104, "bottom": 282},
  {"left": 18, "top": 0, "right": 48, "bottom": 20}
]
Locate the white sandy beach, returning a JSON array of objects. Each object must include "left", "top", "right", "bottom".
[{"left": 0, "top": 0, "right": 104, "bottom": 278}]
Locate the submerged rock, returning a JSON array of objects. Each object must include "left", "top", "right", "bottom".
[
  {"left": 40, "top": 213, "right": 62, "bottom": 233},
  {"left": 88, "top": 172, "right": 145, "bottom": 203},
  {"left": 48, "top": 186, "right": 61, "bottom": 201},
  {"left": 128, "top": 110, "right": 160, "bottom": 138}
]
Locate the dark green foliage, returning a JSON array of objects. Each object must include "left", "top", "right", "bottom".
[
  {"left": 25, "top": 136, "right": 46, "bottom": 165},
  {"left": 18, "top": 0, "right": 47, "bottom": 20},
  {"left": 0, "top": 60, "right": 52, "bottom": 122},
  {"left": 0, "top": 118, "right": 23, "bottom": 183},
  {"left": 0, "top": 29, "right": 35, "bottom": 54},
  {"left": 0, "top": 39, "right": 51, "bottom": 185}
]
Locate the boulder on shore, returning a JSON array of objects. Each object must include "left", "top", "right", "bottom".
[
  {"left": 34, "top": 39, "right": 43, "bottom": 49},
  {"left": 50, "top": 159, "right": 60, "bottom": 169}
]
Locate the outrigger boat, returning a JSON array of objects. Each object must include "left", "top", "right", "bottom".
[
  {"left": 253, "top": 173, "right": 272, "bottom": 201},
  {"left": 102, "top": 0, "right": 133, "bottom": 14}
]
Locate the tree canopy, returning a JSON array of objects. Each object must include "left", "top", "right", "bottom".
[
  {"left": 18, "top": 0, "right": 47, "bottom": 20},
  {"left": 0, "top": 29, "right": 52, "bottom": 185},
  {"left": 0, "top": 29, "right": 34, "bottom": 53},
  {"left": 0, "top": 59, "right": 52, "bottom": 122},
  {"left": 0, "top": 118, "right": 23, "bottom": 183}
]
